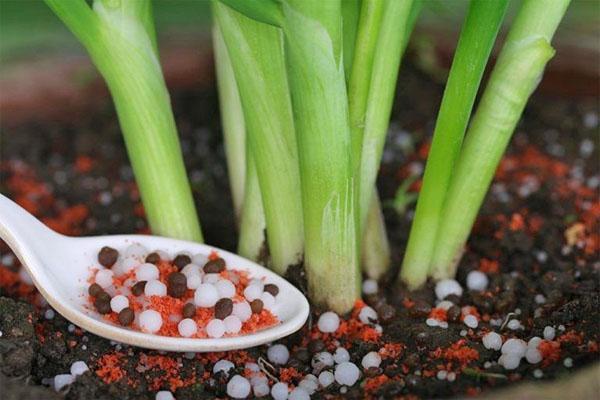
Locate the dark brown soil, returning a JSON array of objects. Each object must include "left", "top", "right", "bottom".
[{"left": 0, "top": 62, "right": 598, "bottom": 399}]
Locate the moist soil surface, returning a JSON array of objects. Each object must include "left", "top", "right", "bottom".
[{"left": 0, "top": 62, "right": 598, "bottom": 399}]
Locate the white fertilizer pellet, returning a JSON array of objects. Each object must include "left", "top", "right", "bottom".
[{"left": 317, "top": 311, "right": 340, "bottom": 333}]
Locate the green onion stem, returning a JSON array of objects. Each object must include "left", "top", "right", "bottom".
[
  {"left": 44, "top": 0, "right": 203, "bottom": 242},
  {"left": 345, "top": 0, "right": 388, "bottom": 278},
  {"left": 361, "top": 190, "right": 391, "bottom": 279},
  {"left": 429, "top": 0, "right": 570, "bottom": 279},
  {"left": 400, "top": 0, "right": 508, "bottom": 288},
  {"left": 214, "top": 2, "right": 304, "bottom": 274},
  {"left": 348, "top": 0, "right": 383, "bottom": 171},
  {"left": 359, "top": 0, "right": 422, "bottom": 279},
  {"left": 358, "top": 0, "right": 415, "bottom": 246},
  {"left": 282, "top": 0, "right": 359, "bottom": 313},
  {"left": 237, "top": 150, "right": 267, "bottom": 261},
  {"left": 213, "top": 23, "right": 246, "bottom": 224},
  {"left": 342, "top": 0, "right": 361, "bottom": 84}
]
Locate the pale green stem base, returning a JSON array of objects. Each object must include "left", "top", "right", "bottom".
[
  {"left": 361, "top": 190, "right": 391, "bottom": 280},
  {"left": 213, "top": 23, "right": 246, "bottom": 224}
]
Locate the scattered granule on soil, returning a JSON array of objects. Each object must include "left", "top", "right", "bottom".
[
  {"left": 558, "top": 330, "right": 584, "bottom": 345},
  {"left": 364, "top": 374, "right": 390, "bottom": 395},
  {"left": 429, "top": 307, "right": 448, "bottom": 321},
  {"left": 538, "top": 340, "right": 561, "bottom": 366},
  {"left": 279, "top": 367, "right": 303, "bottom": 383},
  {"left": 402, "top": 297, "right": 416, "bottom": 308},
  {"left": 42, "top": 204, "right": 89, "bottom": 235},
  {"left": 138, "top": 354, "right": 197, "bottom": 391},
  {"left": 478, "top": 258, "right": 499, "bottom": 274},
  {"left": 508, "top": 213, "right": 525, "bottom": 231},
  {"left": 74, "top": 155, "right": 94, "bottom": 173},
  {"left": 432, "top": 339, "right": 479, "bottom": 367},
  {"left": 0, "top": 265, "right": 37, "bottom": 302},
  {"left": 95, "top": 352, "right": 127, "bottom": 384},
  {"left": 379, "top": 343, "right": 405, "bottom": 359}
]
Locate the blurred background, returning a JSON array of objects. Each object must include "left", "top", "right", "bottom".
[
  {"left": 0, "top": 0, "right": 598, "bottom": 127},
  {"left": 1, "top": 0, "right": 598, "bottom": 66}
]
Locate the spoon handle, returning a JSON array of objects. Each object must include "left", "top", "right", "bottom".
[{"left": 0, "top": 194, "right": 60, "bottom": 255}]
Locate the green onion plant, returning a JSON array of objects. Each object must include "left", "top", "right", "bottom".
[
  {"left": 400, "top": 0, "right": 570, "bottom": 287},
  {"left": 401, "top": 0, "right": 510, "bottom": 288},
  {"left": 214, "top": 2, "right": 304, "bottom": 274},
  {"left": 428, "top": 0, "right": 571, "bottom": 280},
  {"left": 45, "top": 0, "right": 571, "bottom": 313},
  {"left": 44, "top": 0, "right": 203, "bottom": 242}
]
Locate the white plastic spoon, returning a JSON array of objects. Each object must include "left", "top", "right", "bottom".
[{"left": 0, "top": 194, "right": 309, "bottom": 352}]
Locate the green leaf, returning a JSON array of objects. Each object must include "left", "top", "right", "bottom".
[
  {"left": 217, "top": 0, "right": 283, "bottom": 27},
  {"left": 400, "top": 0, "right": 508, "bottom": 288}
]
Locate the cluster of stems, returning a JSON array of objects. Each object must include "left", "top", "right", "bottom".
[
  {"left": 215, "top": 0, "right": 419, "bottom": 312},
  {"left": 46, "top": 0, "right": 571, "bottom": 313},
  {"left": 400, "top": 0, "right": 570, "bottom": 288}
]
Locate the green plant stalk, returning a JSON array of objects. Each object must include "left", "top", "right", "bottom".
[
  {"left": 342, "top": 0, "right": 361, "bottom": 83},
  {"left": 348, "top": 0, "right": 384, "bottom": 168},
  {"left": 44, "top": 0, "right": 203, "bottom": 242},
  {"left": 429, "top": 0, "right": 570, "bottom": 279},
  {"left": 358, "top": 0, "right": 415, "bottom": 248},
  {"left": 282, "top": 0, "right": 359, "bottom": 313},
  {"left": 400, "top": 0, "right": 508, "bottom": 288},
  {"left": 361, "top": 191, "right": 390, "bottom": 279},
  {"left": 237, "top": 150, "right": 267, "bottom": 261},
  {"left": 214, "top": 2, "right": 304, "bottom": 274},
  {"left": 213, "top": 23, "right": 246, "bottom": 223},
  {"left": 345, "top": 0, "right": 389, "bottom": 278}
]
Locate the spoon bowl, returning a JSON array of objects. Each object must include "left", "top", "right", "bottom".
[{"left": 0, "top": 194, "right": 309, "bottom": 352}]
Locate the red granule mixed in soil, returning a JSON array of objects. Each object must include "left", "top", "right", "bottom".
[
  {"left": 429, "top": 307, "right": 448, "bottom": 321},
  {"left": 138, "top": 354, "right": 197, "bottom": 391},
  {"left": 539, "top": 340, "right": 561, "bottom": 366},
  {"left": 431, "top": 339, "right": 479, "bottom": 367},
  {"left": 96, "top": 352, "right": 127, "bottom": 384}
]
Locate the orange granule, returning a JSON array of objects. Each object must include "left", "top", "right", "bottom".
[
  {"left": 432, "top": 339, "right": 479, "bottom": 366},
  {"left": 479, "top": 258, "right": 499, "bottom": 274},
  {"left": 279, "top": 367, "right": 303, "bottom": 383},
  {"left": 138, "top": 353, "right": 196, "bottom": 391},
  {"left": 95, "top": 352, "right": 126, "bottom": 384},
  {"left": 364, "top": 375, "right": 390, "bottom": 394},
  {"left": 0, "top": 266, "right": 37, "bottom": 303},
  {"left": 539, "top": 340, "right": 561, "bottom": 366},
  {"left": 564, "top": 223, "right": 586, "bottom": 247},
  {"left": 402, "top": 298, "right": 415, "bottom": 309},
  {"left": 42, "top": 204, "right": 89, "bottom": 235},
  {"left": 429, "top": 307, "right": 447, "bottom": 321},
  {"left": 156, "top": 260, "right": 178, "bottom": 281},
  {"left": 379, "top": 343, "right": 404, "bottom": 359},
  {"left": 558, "top": 330, "right": 584, "bottom": 346},
  {"left": 509, "top": 213, "right": 525, "bottom": 231},
  {"left": 112, "top": 269, "right": 136, "bottom": 288},
  {"left": 307, "top": 300, "right": 381, "bottom": 343},
  {"left": 75, "top": 155, "right": 94, "bottom": 173},
  {"left": 241, "top": 310, "right": 279, "bottom": 334}
]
